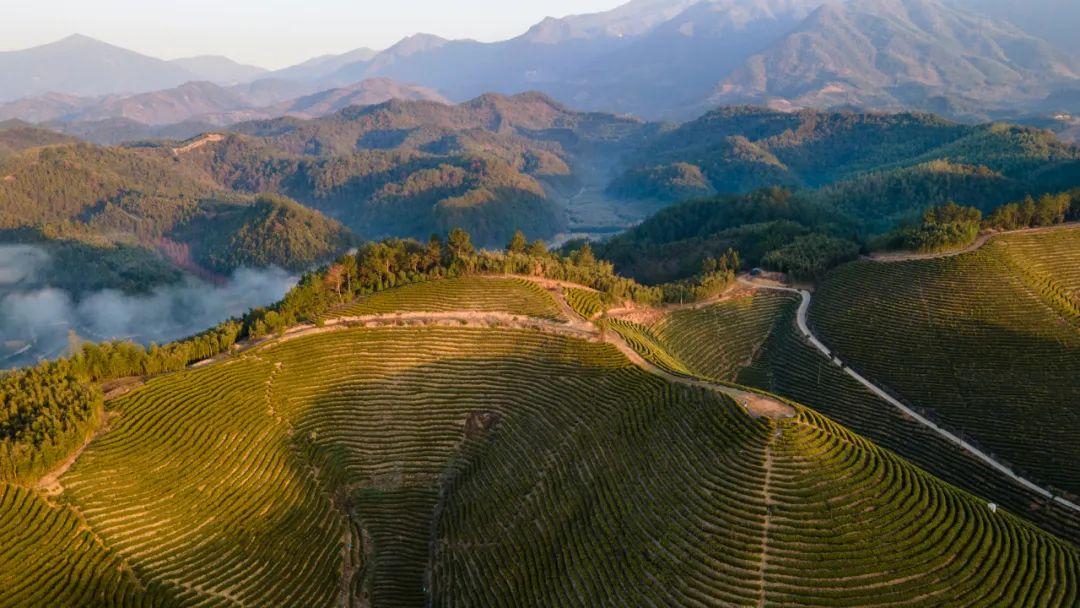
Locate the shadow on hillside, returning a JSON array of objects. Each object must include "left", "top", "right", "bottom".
[{"left": 281, "top": 333, "right": 759, "bottom": 605}]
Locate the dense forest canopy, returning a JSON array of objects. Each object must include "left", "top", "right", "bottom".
[
  {"left": 169, "top": 92, "right": 660, "bottom": 247},
  {"left": 610, "top": 107, "right": 1080, "bottom": 232},
  {"left": 0, "top": 140, "right": 354, "bottom": 292},
  {"left": 2, "top": 98, "right": 1079, "bottom": 303},
  {"left": 597, "top": 186, "right": 1080, "bottom": 284}
]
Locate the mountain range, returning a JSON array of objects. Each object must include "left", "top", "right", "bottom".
[{"left": 2, "top": 0, "right": 1079, "bottom": 134}]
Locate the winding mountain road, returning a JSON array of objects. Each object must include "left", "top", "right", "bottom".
[{"left": 739, "top": 277, "right": 1080, "bottom": 514}]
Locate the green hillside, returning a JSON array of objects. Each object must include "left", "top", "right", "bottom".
[
  {"left": 3, "top": 308, "right": 1077, "bottom": 606},
  {"left": 331, "top": 277, "right": 563, "bottom": 320},
  {"left": 600, "top": 283, "right": 1080, "bottom": 544},
  {"left": 0, "top": 120, "right": 78, "bottom": 156},
  {"left": 614, "top": 107, "right": 1080, "bottom": 215},
  {"left": 740, "top": 298, "right": 1080, "bottom": 545},
  {"left": 172, "top": 92, "right": 656, "bottom": 247},
  {"left": 605, "top": 290, "right": 794, "bottom": 382},
  {"left": 0, "top": 143, "right": 353, "bottom": 288},
  {"left": 810, "top": 226, "right": 1080, "bottom": 499},
  {"left": 595, "top": 187, "right": 854, "bottom": 284}
]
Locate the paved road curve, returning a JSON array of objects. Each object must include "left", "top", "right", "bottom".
[{"left": 739, "top": 277, "right": 1080, "bottom": 514}]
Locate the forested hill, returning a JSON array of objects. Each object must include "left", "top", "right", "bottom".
[
  {"left": 0, "top": 141, "right": 353, "bottom": 291},
  {"left": 169, "top": 92, "right": 656, "bottom": 247},
  {"left": 0, "top": 120, "right": 78, "bottom": 156},
  {"left": 611, "top": 106, "right": 1080, "bottom": 228},
  {"left": 595, "top": 186, "right": 1080, "bottom": 284},
  {"left": 5, "top": 99, "right": 1080, "bottom": 293}
]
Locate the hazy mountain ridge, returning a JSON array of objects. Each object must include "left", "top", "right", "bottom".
[
  {"left": 169, "top": 55, "right": 268, "bottom": 84},
  {"left": 5, "top": 0, "right": 1079, "bottom": 124},
  {"left": 712, "top": 0, "right": 1080, "bottom": 115},
  {"left": 0, "top": 35, "right": 200, "bottom": 102},
  {"left": 0, "top": 78, "right": 450, "bottom": 143}
]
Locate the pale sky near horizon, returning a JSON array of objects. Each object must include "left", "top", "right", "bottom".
[{"left": 0, "top": 0, "right": 626, "bottom": 69}]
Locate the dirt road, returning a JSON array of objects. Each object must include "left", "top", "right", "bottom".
[{"left": 864, "top": 222, "right": 1080, "bottom": 263}]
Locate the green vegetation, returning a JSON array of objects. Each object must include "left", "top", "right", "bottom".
[
  {"left": 598, "top": 185, "right": 1078, "bottom": 286},
  {"left": 0, "top": 484, "right": 161, "bottom": 605},
  {"left": 564, "top": 287, "right": 603, "bottom": 319},
  {"left": 440, "top": 394, "right": 1080, "bottom": 605},
  {"left": 873, "top": 191, "right": 1080, "bottom": 255},
  {"left": 650, "top": 292, "right": 796, "bottom": 380},
  {"left": 178, "top": 194, "right": 354, "bottom": 273},
  {"left": 60, "top": 352, "right": 343, "bottom": 607},
  {"left": 605, "top": 292, "right": 794, "bottom": 382},
  {"left": 0, "top": 366, "right": 102, "bottom": 483},
  {"left": 0, "top": 229, "right": 725, "bottom": 480},
  {"left": 598, "top": 110, "right": 1080, "bottom": 279},
  {"left": 603, "top": 318, "right": 694, "bottom": 377},
  {"left": 332, "top": 277, "right": 562, "bottom": 320},
  {"left": 879, "top": 202, "right": 982, "bottom": 254},
  {"left": 0, "top": 142, "right": 354, "bottom": 289},
  {"left": 617, "top": 107, "right": 1080, "bottom": 214},
  {"left": 0, "top": 120, "right": 78, "bottom": 156},
  {"left": 174, "top": 93, "right": 651, "bottom": 247},
  {"left": 0, "top": 231, "right": 183, "bottom": 296},
  {"left": 739, "top": 299, "right": 1080, "bottom": 544},
  {"left": 760, "top": 234, "right": 861, "bottom": 280},
  {"left": 996, "top": 226, "right": 1080, "bottom": 298},
  {"left": 606, "top": 161, "right": 714, "bottom": 201},
  {"left": 4, "top": 322, "right": 1075, "bottom": 606},
  {"left": 810, "top": 227, "right": 1080, "bottom": 498},
  {"left": 184, "top": 132, "right": 566, "bottom": 248},
  {"left": 596, "top": 187, "right": 855, "bottom": 283},
  {"left": 985, "top": 189, "right": 1080, "bottom": 231}
]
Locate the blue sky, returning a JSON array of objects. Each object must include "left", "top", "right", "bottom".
[{"left": 1, "top": 0, "right": 625, "bottom": 68}]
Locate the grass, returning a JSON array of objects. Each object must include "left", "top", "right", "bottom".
[
  {"left": 328, "top": 277, "right": 564, "bottom": 320},
  {"left": 810, "top": 226, "right": 1080, "bottom": 499}
]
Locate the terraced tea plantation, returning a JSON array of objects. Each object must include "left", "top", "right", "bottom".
[
  {"left": 988, "top": 226, "right": 1080, "bottom": 314},
  {"left": 810, "top": 228, "right": 1080, "bottom": 499},
  {"left": 329, "top": 277, "right": 563, "bottom": 320},
  {"left": 607, "top": 292, "right": 795, "bottom": 381},
  {"left": 739, "top": 303, "right": 1080, "bottom": 544},
  {"left": 564, "top": 286, "right": 604, "bottom": 319},
  {"left": 2, "top": 276, "right": 1079, "bottom": 606}
]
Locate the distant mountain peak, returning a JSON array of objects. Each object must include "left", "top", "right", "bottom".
[
  {"left": 710, "top": 0, "right": 1080, "bottom": 115},
  {"left": 54, "top": 33, "right": 101, "bottom": 45},
  {"left": 387, "top": 33, "right": 449, "bottom": 55}
]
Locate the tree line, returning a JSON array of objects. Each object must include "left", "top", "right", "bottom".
[
  {"left": 0, "top": 227, "right": 743, "bottom": 483},
  {"left": 877, "top": 189, "right": 1080, "bottom": 253}
]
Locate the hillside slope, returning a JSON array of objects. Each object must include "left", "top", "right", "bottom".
[
  {"left": 712, "top": 0, "right": 1080, "bottom": 115},
  {"left": 1, "top": 277, "right": 1076, "bottom": 606},
  {"left": 810, "top": 225, "right": 1080, "bottom": 499},
  {"left": 0, "top": 142, "right": 353, "bottom": 281},
  {"left": 174, "top": 92, "right": 654, "bottom": 246},
  {"left": 614, "top": 107, "right": 1080, "bottom": 213}
]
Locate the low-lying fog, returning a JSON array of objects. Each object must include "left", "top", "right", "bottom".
[{"left": 0, "top": 245, "right": 297, "bottom": 369}]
